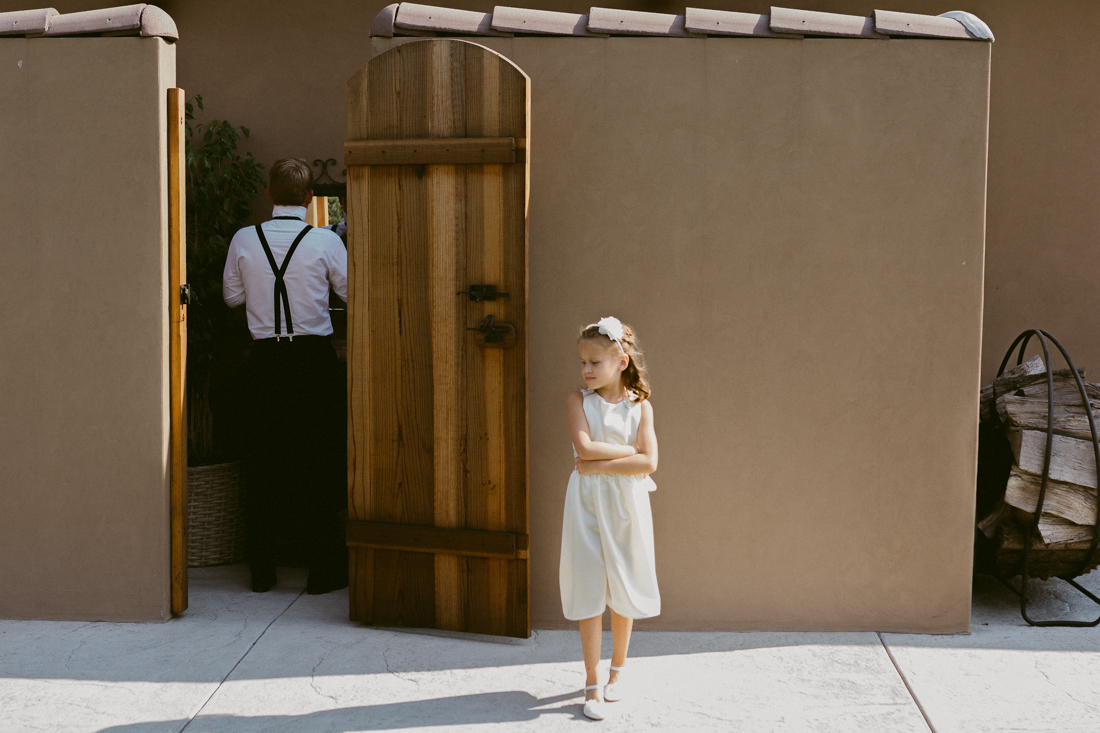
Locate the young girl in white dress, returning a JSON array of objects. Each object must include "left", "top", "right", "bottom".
[{"left": 560, "top": 317, "right": 660, "bottom": 721}]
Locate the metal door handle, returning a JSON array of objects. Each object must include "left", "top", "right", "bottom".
[
  {"left": 467, "top": 314, "right": 511, "bottom": 343},
  {"left": 457, "top": 284, "right": 510, "bottom": 303}
]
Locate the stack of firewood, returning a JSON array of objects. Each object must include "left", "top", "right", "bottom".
[{"left": 975, "top": 355, "right": 1100, "bottom": 579}]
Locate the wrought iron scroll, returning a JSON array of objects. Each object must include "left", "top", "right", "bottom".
[{"left": 311, "top": 157, "right": 347, "bottom": 198}]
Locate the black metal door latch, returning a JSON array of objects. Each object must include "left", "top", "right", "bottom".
[
  {"left": 467, "top": 314, "right": 510, "bottom": 343},
  {"left": 180, "top": 283, "right": 191, "bottom": 306},
  {"left": 457, "top": 284, "right": 510, "bottom": 303}
]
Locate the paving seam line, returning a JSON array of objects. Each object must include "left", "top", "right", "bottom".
[
  {"left": 877, "top": 632, "right": 938, "bottom": 733},
  {"left": 178, "top": 589, "right": 307, "bottom": 733}
]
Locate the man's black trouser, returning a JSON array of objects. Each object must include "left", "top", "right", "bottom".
[{"left": 244, "top": 335, "right": 346, "bottom": 582}]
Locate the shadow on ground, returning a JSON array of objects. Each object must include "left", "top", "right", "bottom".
[
  {"left": 5, "top": 565, "right": 1100, "bottom": 688},
  {"left": 95, "top": 691, "right": 582, "bottom": 732}
]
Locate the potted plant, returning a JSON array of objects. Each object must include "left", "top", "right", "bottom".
[{"left": 184, "top": 95, "right": 266, "bottom": 567}]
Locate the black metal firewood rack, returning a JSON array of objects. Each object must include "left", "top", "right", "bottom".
[{"left": 992, "top": 329, "right": 1100, "bottom": 626}]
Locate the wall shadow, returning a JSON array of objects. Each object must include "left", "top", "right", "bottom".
[
  {"left": 6, "top": 567, "right": 1100, "bottom": 688},
  {"left": 94, "top": 691, "right": 582, "bottom": 733}
]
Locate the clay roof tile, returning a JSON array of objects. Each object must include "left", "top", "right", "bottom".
[
  {"left": 492, "top": 6, "right": 607, "bottom": 37},
  {"left": 586, "top": 7, "right": 704, "bottom": 37},
  {"left": 395, "top": 3, "right": 512, "bottom": 37},
  {"left": 0, "top": 8, "right": 58, "bottom": 35},
  {"left": 684, "top": 8, "right": 800, "bottom": 38},
  {"left": 770, "top": 6, "right": 887, "bottom": 38},
  {"left": 874, "top": 9, "right": 985, "bottom": 40}
]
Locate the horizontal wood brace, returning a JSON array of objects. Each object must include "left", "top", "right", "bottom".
[
  {"left": 344, "top": 138, "right": 525, "bottom": 166},
  {"left": 346, "top": 521, "right": 529, "bottom": 559}
]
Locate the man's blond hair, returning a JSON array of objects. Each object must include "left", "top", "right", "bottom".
[{"left": 269, "top": 158, "right": 314, "bottom": 206}]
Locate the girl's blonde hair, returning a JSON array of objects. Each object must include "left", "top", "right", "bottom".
[{"left": 579, "top": 321, "right": 651, "bottom": 402}]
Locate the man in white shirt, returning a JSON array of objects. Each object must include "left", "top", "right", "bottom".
[{"left": 223, "top": 158, "right": 348, "bottom": 594}]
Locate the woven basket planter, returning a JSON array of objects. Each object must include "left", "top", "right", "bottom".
[{"left": 187, "top": 461, "right": 246, "bottom": 567}]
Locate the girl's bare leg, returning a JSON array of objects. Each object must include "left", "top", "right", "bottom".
[
  {"left": 609, "top": 608, "right": 633, "bottom": 685},
  {"left": 579, "top": 615, "right": 603, "bottom": 700}
]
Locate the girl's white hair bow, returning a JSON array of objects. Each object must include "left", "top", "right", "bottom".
[{"left": 590, "top": 316, "right": 625, "bottom": 350}]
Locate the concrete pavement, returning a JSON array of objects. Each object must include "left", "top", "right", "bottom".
[{"left": 3, "top": 565, "right": 1100, "bottom": 732}]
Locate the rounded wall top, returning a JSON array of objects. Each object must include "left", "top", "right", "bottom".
[
  {"left": 0, "top": 3, "right": 177, "bottom": 40},
  {"left": 368, "top": 3, "right": 993, "bottom": 42}
]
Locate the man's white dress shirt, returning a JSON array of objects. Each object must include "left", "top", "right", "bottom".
[{"left": 223, "top": 205, "right": 348, "bottom": 340}]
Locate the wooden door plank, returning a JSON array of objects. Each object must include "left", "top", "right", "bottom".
[
  {"left": 499, "top": 63, "right": 531, "bottom": 560},
  {"left": 394, "top": 164, "right": 434, "bottom": 526},
  {"left": 347, "top": 165, "right": 372, "bottom": 524},
  {"left": 365, "top": 165, "right": 399, "bottom": 524},
  {"left": 167, "top": 87, "right": 187, "bottom": 615},
  {"left": 347, "top": 65, "right": 371, "bottom": 141},
  {"left": 481, "top": 168, "right": 507, "bottom": 533},
  {"left": 364, "top": 162, "right": 435, "bottom": 628},
  {"left": 345, "top": 138, "right": 517, "bottom": 166},
  {"left": 462, "top": 44, "right": 505, "bottom": 533},
  {"left": 349, "top": 545, "right": 374, "bottom": 622},
  {"left": 462, "top": 49, "right": 511, "bottom": 638},
  {"left": 356, "top": 40, "right": 434, "bottom": 629},
  {"left": 432, "top": 39, "right": 467, "bottom": 139},
  {"left": 347, "top": 521, "right": 525, "bottom": 557},
  {"left": 499, "top": 48, "right": 532, "bottom": 639},
  {"left": 503, "top": 161, "right": 527, "bottom": 537},
  {"left": 346, "top": 72, "right": 371, "bottom": 622},
  {"left": 427, "top": 40, "right": 468, "bottom": 632},
  {"left": 346, "top": 161, "right": 372, "bottom": 623},
  {"left": 429, "top": 163, "right": 466, "bottom": 629},
  {"left": 364, "top": 165, "right": 434, "bottom": 527},
  {"left": 373, "top": 549, "right": 435, "bottom": 629}
]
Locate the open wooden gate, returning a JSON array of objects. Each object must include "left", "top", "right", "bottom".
[{"left": 344, "top": 40, "right": 531, "bottom": 638}]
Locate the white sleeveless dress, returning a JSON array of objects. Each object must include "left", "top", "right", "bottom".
[{"left": 560, "top": 389, "right": 661, "bottom": 621}]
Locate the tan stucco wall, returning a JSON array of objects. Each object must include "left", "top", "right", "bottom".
[
  {"left": 0, "top": 37, "right": 175, "bottom": 621},
  {"left": 8, "top": 2, "right": 1097, "bottom": 384},
  {"left": 4, "top": 0, "right": 1090, "bottom": 629},
  {"left": 369, "top": 35, "right": 990, "bottom": 632}
]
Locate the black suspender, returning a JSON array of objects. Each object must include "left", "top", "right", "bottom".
[{"left": 254, "top": 222, "right": 313, "bottom": 340}]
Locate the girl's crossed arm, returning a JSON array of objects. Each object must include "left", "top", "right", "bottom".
[
  {"left": 567, "top": 391, "right": 636, "bottom": 461},
  {"left": 575, "top": 400, "right": 658, "bottom": 477}
]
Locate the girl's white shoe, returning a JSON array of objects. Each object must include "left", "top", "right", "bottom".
[
  {"left": 603, "top": 665, "right": 624, "bottom": 702},
  {"left": 582, "top": 684, "right": 605, "bottom": 720}
]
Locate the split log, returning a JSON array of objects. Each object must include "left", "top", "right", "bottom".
[
  {"left": 1015, "top": 379, "right": 1100, "bottom": 404},
  {"left": 979, "top": 355, "right": 1045, "bottom": 421},
  {"left": 1003, "top": 467, "right": 1097, "bottom": 526},
  {"left": 995, "top": 354, "right": 1045, "bottom": 382},
  {"left": 1000, "top": 523, "right": 1092, "bottom": 550},
  {"left": 1008, "top": 429, "right": 1099, "bottom": 490},
  {"left": 979, "top": 357, "right": 1086, "bottom": 422},
  {"left": 995, "top": 554, "right": 1098, "bottom": 580},
  {"left": 977, "top": 499, "right": 1009, "bottom": 539},
  {"left": 1007, "top": 505, "right": 1094, "bottom": 545},
  {"left": 1036, "top": 515, "right": 1095, "bottom": 546},
  {"left": 997, "top": 394, "right": 1100, "bottom": 442},
  {"left": 996, "top": 525, "right": 1100, "bottom": 580}
]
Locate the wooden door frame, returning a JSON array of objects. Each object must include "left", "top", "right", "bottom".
[{"left": 168, "top": 87, "right": 188, "bottom": 614}]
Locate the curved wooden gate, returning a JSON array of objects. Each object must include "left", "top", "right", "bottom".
[{"left": 344, "top": 40, "right": 530, "bottom": 638}]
